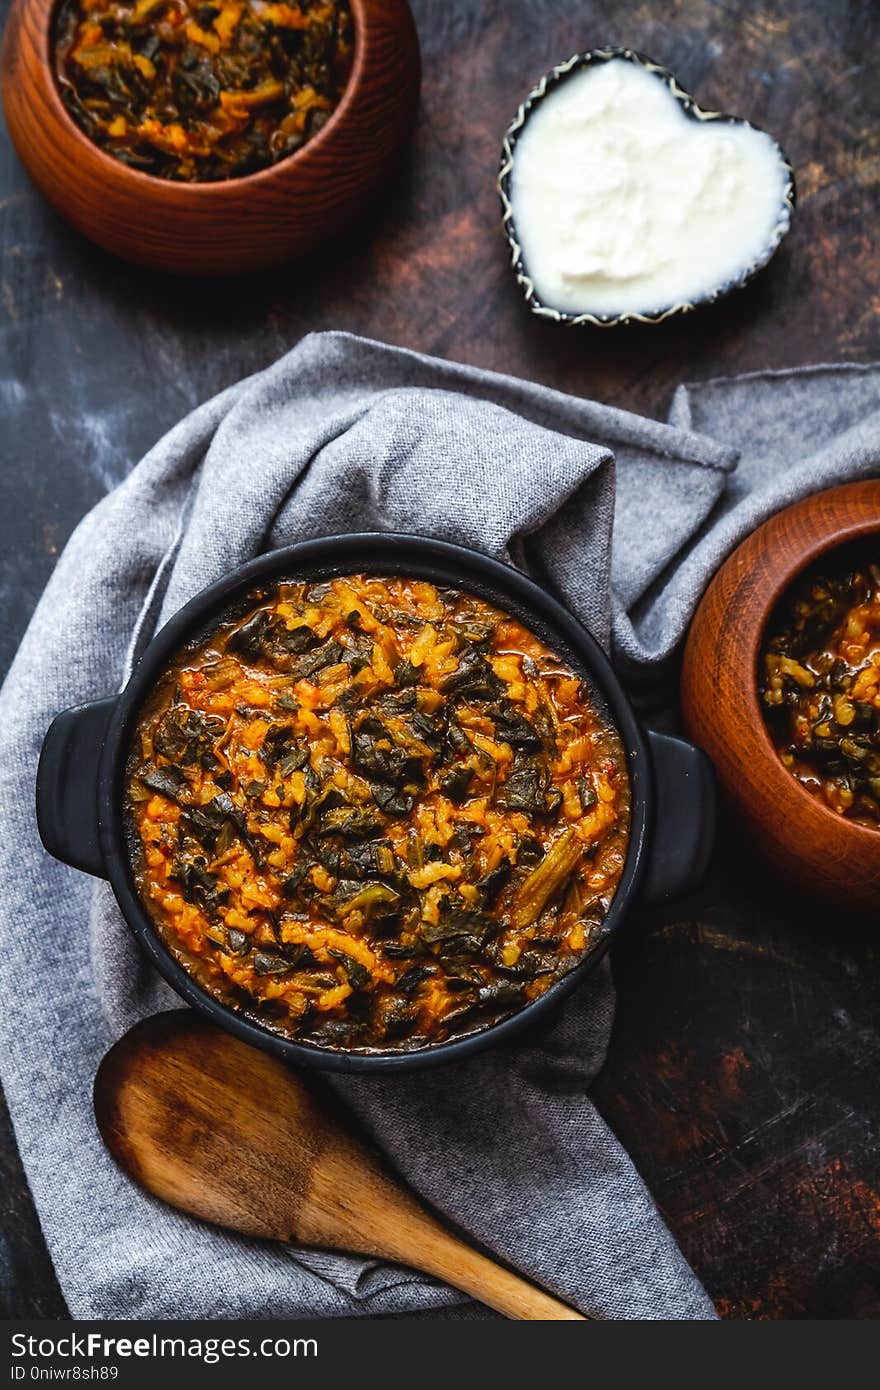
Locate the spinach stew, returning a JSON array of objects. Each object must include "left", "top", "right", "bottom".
[
  {"left": 760, "top": 546, "right": 880, "bottom": 828},
  {"left": 126, "top": 575, "right": 630, "bottom": 1052},
  {"left": 54, "top": 0, "right": 353, "bottom": 181}
]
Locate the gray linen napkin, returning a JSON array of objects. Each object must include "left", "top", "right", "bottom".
[{"left": 1, "top": 332, "right": 878, "bottom": 1322}]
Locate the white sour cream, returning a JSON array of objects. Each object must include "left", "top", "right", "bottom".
[{"left": 509, "top": 59, "right": 791, "bottom": 318}]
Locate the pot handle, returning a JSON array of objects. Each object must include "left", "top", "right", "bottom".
[
  {"left": 36, "top": 697, "right": 116, "bottom": 879},
  {"left": 640, "top": 729, "right": 716, "bottom": 907}
]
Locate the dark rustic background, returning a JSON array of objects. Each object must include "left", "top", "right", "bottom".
[{"left": 2, "top": 0, "right": 879, "bottom": 1320}]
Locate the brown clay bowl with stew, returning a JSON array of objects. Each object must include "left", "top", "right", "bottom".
[
  {"left": 0, "top": 0, "right": 420, "bottom": 274},
  {"left": 681, "top": 480, "right": 880, "bottom": 916}
]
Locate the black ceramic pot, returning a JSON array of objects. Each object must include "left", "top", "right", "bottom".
[{"left": 37, "top": 533, "right": 715, "bottom": 1071}]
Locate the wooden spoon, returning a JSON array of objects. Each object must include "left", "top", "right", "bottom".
[{"left": 94, "top": 1011, "right": 587, "bottom": 1321}]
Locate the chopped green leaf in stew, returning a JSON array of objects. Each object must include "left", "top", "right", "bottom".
[
  {"left": 760, "top": 547, "right": 880, "bottom": 828},
  {"left": 126, "top": 575, "right": 631, "bottom": 1051},
  {"left": 53, "top": 0, "right": 353, "bottom": 182}
]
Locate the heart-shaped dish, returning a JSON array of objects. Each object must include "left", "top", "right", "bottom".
[{"left": 498, "top": 48, "right": 796, "bottom": 327}]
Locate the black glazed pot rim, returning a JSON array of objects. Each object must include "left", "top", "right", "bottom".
[
  {"left": 497, "top": 46, "right": 797, "bottom": 328},
  {"left": 98, "top": 533, "right": 652, "bottom": 1072}
]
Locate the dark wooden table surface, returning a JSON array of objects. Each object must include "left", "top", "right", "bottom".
[{"left": 2, "top": 0, "right": 879, "bottom": 1321}]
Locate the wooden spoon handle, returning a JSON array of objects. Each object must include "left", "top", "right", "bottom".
[
  {"left": 325, "top": 1190, "right": 589, "bottom": 1320},
  {"left": 303, "top": 1128, "right": 590, "bottom": 1320},
  {"left": 408, "top": 1229, "right": 589, "bottom": 1320}
]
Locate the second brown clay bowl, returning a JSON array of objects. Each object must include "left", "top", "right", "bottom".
[
  {"left": 0, "top": 0, "right": 420, "bottom": 274},
  {"left": 681, "top": 480, "right": 880, "bottom": 916}
]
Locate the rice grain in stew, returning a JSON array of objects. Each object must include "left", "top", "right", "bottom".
[{"left": 126, "top": 575, "right": 630, "bottom": 1051}]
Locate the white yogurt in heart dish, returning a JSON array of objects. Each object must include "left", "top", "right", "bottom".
[{"left": 507, "top": 57, "right": 793, "bottom": 320}]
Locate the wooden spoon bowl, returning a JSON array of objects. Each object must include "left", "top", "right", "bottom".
[
  {"left": 0, "top": 0, "right": 420, "bottom": 274},
  {"left": 681, "top": 480, "right": 880, "bottom": 915}
]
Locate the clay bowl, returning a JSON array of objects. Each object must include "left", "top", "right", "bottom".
[
  {"left": 681, "top": 480, "right": 880, "bottom": 916},
  {"left": 0, "top": 0, "right": 420, "bottom": 274}
]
